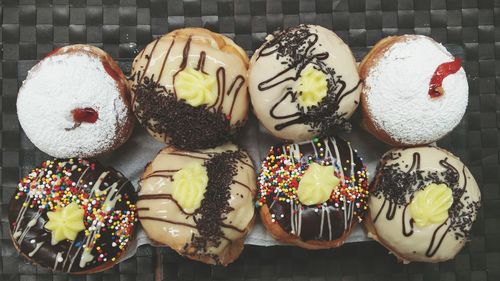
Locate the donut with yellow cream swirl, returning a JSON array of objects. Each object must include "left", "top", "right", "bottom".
[
  {"left": 129, "top": 28, "right": 249, "bottom": 149},
  {"left": 248, "top": 25, "right": 361, "bottom": 141},
  {"left": 366, "top": 146, "right": 481, "bottom": 263},
  {"left": 8, "top": 158, "right": 137, "bottom": 273},
  {"left": 256, "top": 136, "right": 369, "bottom": 249},
  {"left": 137, "top": 144, "right": 256, "bottom": 265}
]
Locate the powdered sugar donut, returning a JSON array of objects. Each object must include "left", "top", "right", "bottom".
[
  {"left": 360, "top": 35, "right": 468, "bottom": 146},
  {"left": 17, "top": 45, "right": 134, "bottom": 158}
]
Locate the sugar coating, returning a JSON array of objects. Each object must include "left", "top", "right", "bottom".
[
  {"left": 364, "top": 35, "right": 468, "bottom": 145},
  {"left": 17, "top": 53, "right": 129, "bottom": 158}
]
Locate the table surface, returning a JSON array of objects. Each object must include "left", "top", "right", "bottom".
[{"left": 1, "top": 0, "right": 499, "bottom": 280}]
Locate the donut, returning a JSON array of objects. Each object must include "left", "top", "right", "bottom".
[
  {"left": 137, "top": 144, "right": 256, "bottom": 265},
  {"left": 256, "top": 136, "right": 369, "bottom": 249},
  {"left": 248, "top": 24, "right": 361, "bottom": 141},
  {"left": 8, "top": 158, "right": 137, "bottom": 273},
  {"left": 359, "top": 35, "right": 468, "bottom": 146},
  {"left": 129, "top": 28, "right": 249, "bottom": 149},
  {"left": 17, "top": 44, "right": 134, "bottom": 158},
  {"left": 365, "top": 146, "right": 481, "bottom": 263}
]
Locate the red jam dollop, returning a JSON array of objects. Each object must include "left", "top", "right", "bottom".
[
  {"left": 428, "top": 57, "right": 462, "bottom": 98},
  {"left": 72, "top": 108, "right": 99, "bottom": 124}
]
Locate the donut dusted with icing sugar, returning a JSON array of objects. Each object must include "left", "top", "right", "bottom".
[
  {"left": 9, "top": 158, "right": 137, "bottom": 273},
  {"left": 17, "top": 45, "right": 134, "bottom": 158},
  {"left": 129, "top": 28, "right": 249, "bottom": 149},
  {"left": 366, "top": 147, "right": 481, "bottom": 263},
  {"left": 360, "top": 35, "right": 468, "bottom": 146},
  {"left": 249, "top": 24, "right": 362, "bottom": 141},
  {"left": 137, "top": 144, "right": 256, "bottom": 265},
  {"left": 256, "top": 136, "right": 369, "bottom": 249}
]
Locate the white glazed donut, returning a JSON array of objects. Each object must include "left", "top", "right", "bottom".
[
  {"left": 249, "top": 24, "right": 361, "bottom": 141},
  {"left": 366, "top": 146, "right": 481, "bottom": 263},
  {"left": 17, "top": 45, "right": 134, "bottom": 158},
  {"left": 360, "top": 35, "right": 468, "bottom": 146},
  {"left": 137, "top": 144, "right": 256, "bottom": 265},
  {"left": 129, "top": 28, "right": 250, "bottom": 150}
]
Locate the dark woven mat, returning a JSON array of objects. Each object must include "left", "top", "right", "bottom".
[{"left": 1, "top": 0, "right": 499, "bottom": 280}]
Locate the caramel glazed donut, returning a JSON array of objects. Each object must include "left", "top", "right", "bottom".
[
  {"left": 366, "top": 147, "right": 481, "bottom": 263},
  {"left": 137, "top": 144, "right": 256, "bottom": 265},
  {"left": 129, "top": 28, "right": 250, "bottom": 149},
  {"left": 9, "top": 159, "right": 137, "bottom": 273},
  {"left": 256, "top": 137, "right": 369, "bottom": 249},
  {"left": 249, "top": 24, "right": 361, "bottom": 141}
]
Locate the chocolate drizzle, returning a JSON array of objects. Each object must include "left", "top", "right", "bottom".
[
  {"left": 255, "top": 24, "right": 360, "bottom": 135},
  {"left": 130, "top": 34, "right": 247, "bottom": 149},
  {"left": 371, "top": 149, "right": 481, "bottom": 257}
]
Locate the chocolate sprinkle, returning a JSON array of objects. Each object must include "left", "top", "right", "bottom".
[
  {"left": 132, "top": 76, "right": 242, "bottom": 150},
  {"left": 190, "top": 150, "right": 244, "bottom": 257}
]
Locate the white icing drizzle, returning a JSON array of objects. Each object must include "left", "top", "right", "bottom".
[
  {"left": 53, "top": 252, "right": 63, "bottom": 271},
  {"left": 329, "top": 137, "right": 344, "bottom": 180},
  {"left": 289, "top": 200, "right": 295, "bottom": 234},
  {"left": 310, "top": 140, "right": 319, "bottom": 157},
  {"left": 28, "top": 241, "right": 45, "bottom": 257},
  {"left": 319, "top": 205, "right": 325, "bottom": 236},
  {"left": 75, "top": 172, "right": 126, "bottom": 268},
  {"left": 17, "top": 212, "right": 42, "bottom": 244}
]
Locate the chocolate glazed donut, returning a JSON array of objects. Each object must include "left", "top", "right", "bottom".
[
  {"left": 9, "top": 159, "right": 137, "bottom": 273},
  {"left": 257, "top": 136, "right": 369, "bottom": 249}
]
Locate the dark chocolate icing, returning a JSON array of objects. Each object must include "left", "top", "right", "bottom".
[
  {"left": 9, "top": 158, "right": 137, "bottom": 273},
  {"left": 257, "top": 136, "right": 369, "bottom": 242},
  {"left": 371, "top": 149, "right": 481, "bottom": 257}
]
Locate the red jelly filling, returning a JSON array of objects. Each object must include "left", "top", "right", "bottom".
[
  {"left": 428, "top": 57, "right": 462, "bottom": 98},
  {"left": 72, "top": 108, "right": 99, "bottom": 124}
]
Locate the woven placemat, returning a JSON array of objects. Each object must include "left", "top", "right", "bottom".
[{"left": 1, "top": 0, "right": 499, "bottom": 280}]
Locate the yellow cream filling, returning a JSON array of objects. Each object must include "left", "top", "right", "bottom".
[
  {"left": 409, "top": 183, "right": 453, "bottom": 228},
  {"left": 172, "top": 162, "right": 209, "bottom": 213},
  {"left": 295, "top": 66, "right": 328, "bottom": 107},
  {"left": 175, "top": 67, "right": 217, "bottom": 107},
  {"left": 297, "top": 163, "right": 340, "bottom": 205},
  {"left": 45, "top": 202, "right": 85, "bottom": 245}
]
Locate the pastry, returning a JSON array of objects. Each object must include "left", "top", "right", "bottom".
[
  {"left": 137, "top": 144, "right": 256, "bottom": 265},
  {"left": 129, "top": 28, "right": 249, "bottom": 149},
  {"left": 365, "top": 146, "right": 481, "bottom": 263},
  {"left": 360, "top": 35, "right": 468, "bottom": 146},
  {"left": 9, "top": 158, "right": 137, "bottom": 273},
  {"left": 248, "top": 24, "right": 361, "bottom": 141},
  {"left": 256, "top": 136, "right": 369, "bottom": 249},
  {"left": 17, "top": 44, "right": 134, "bottom": 158}
]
